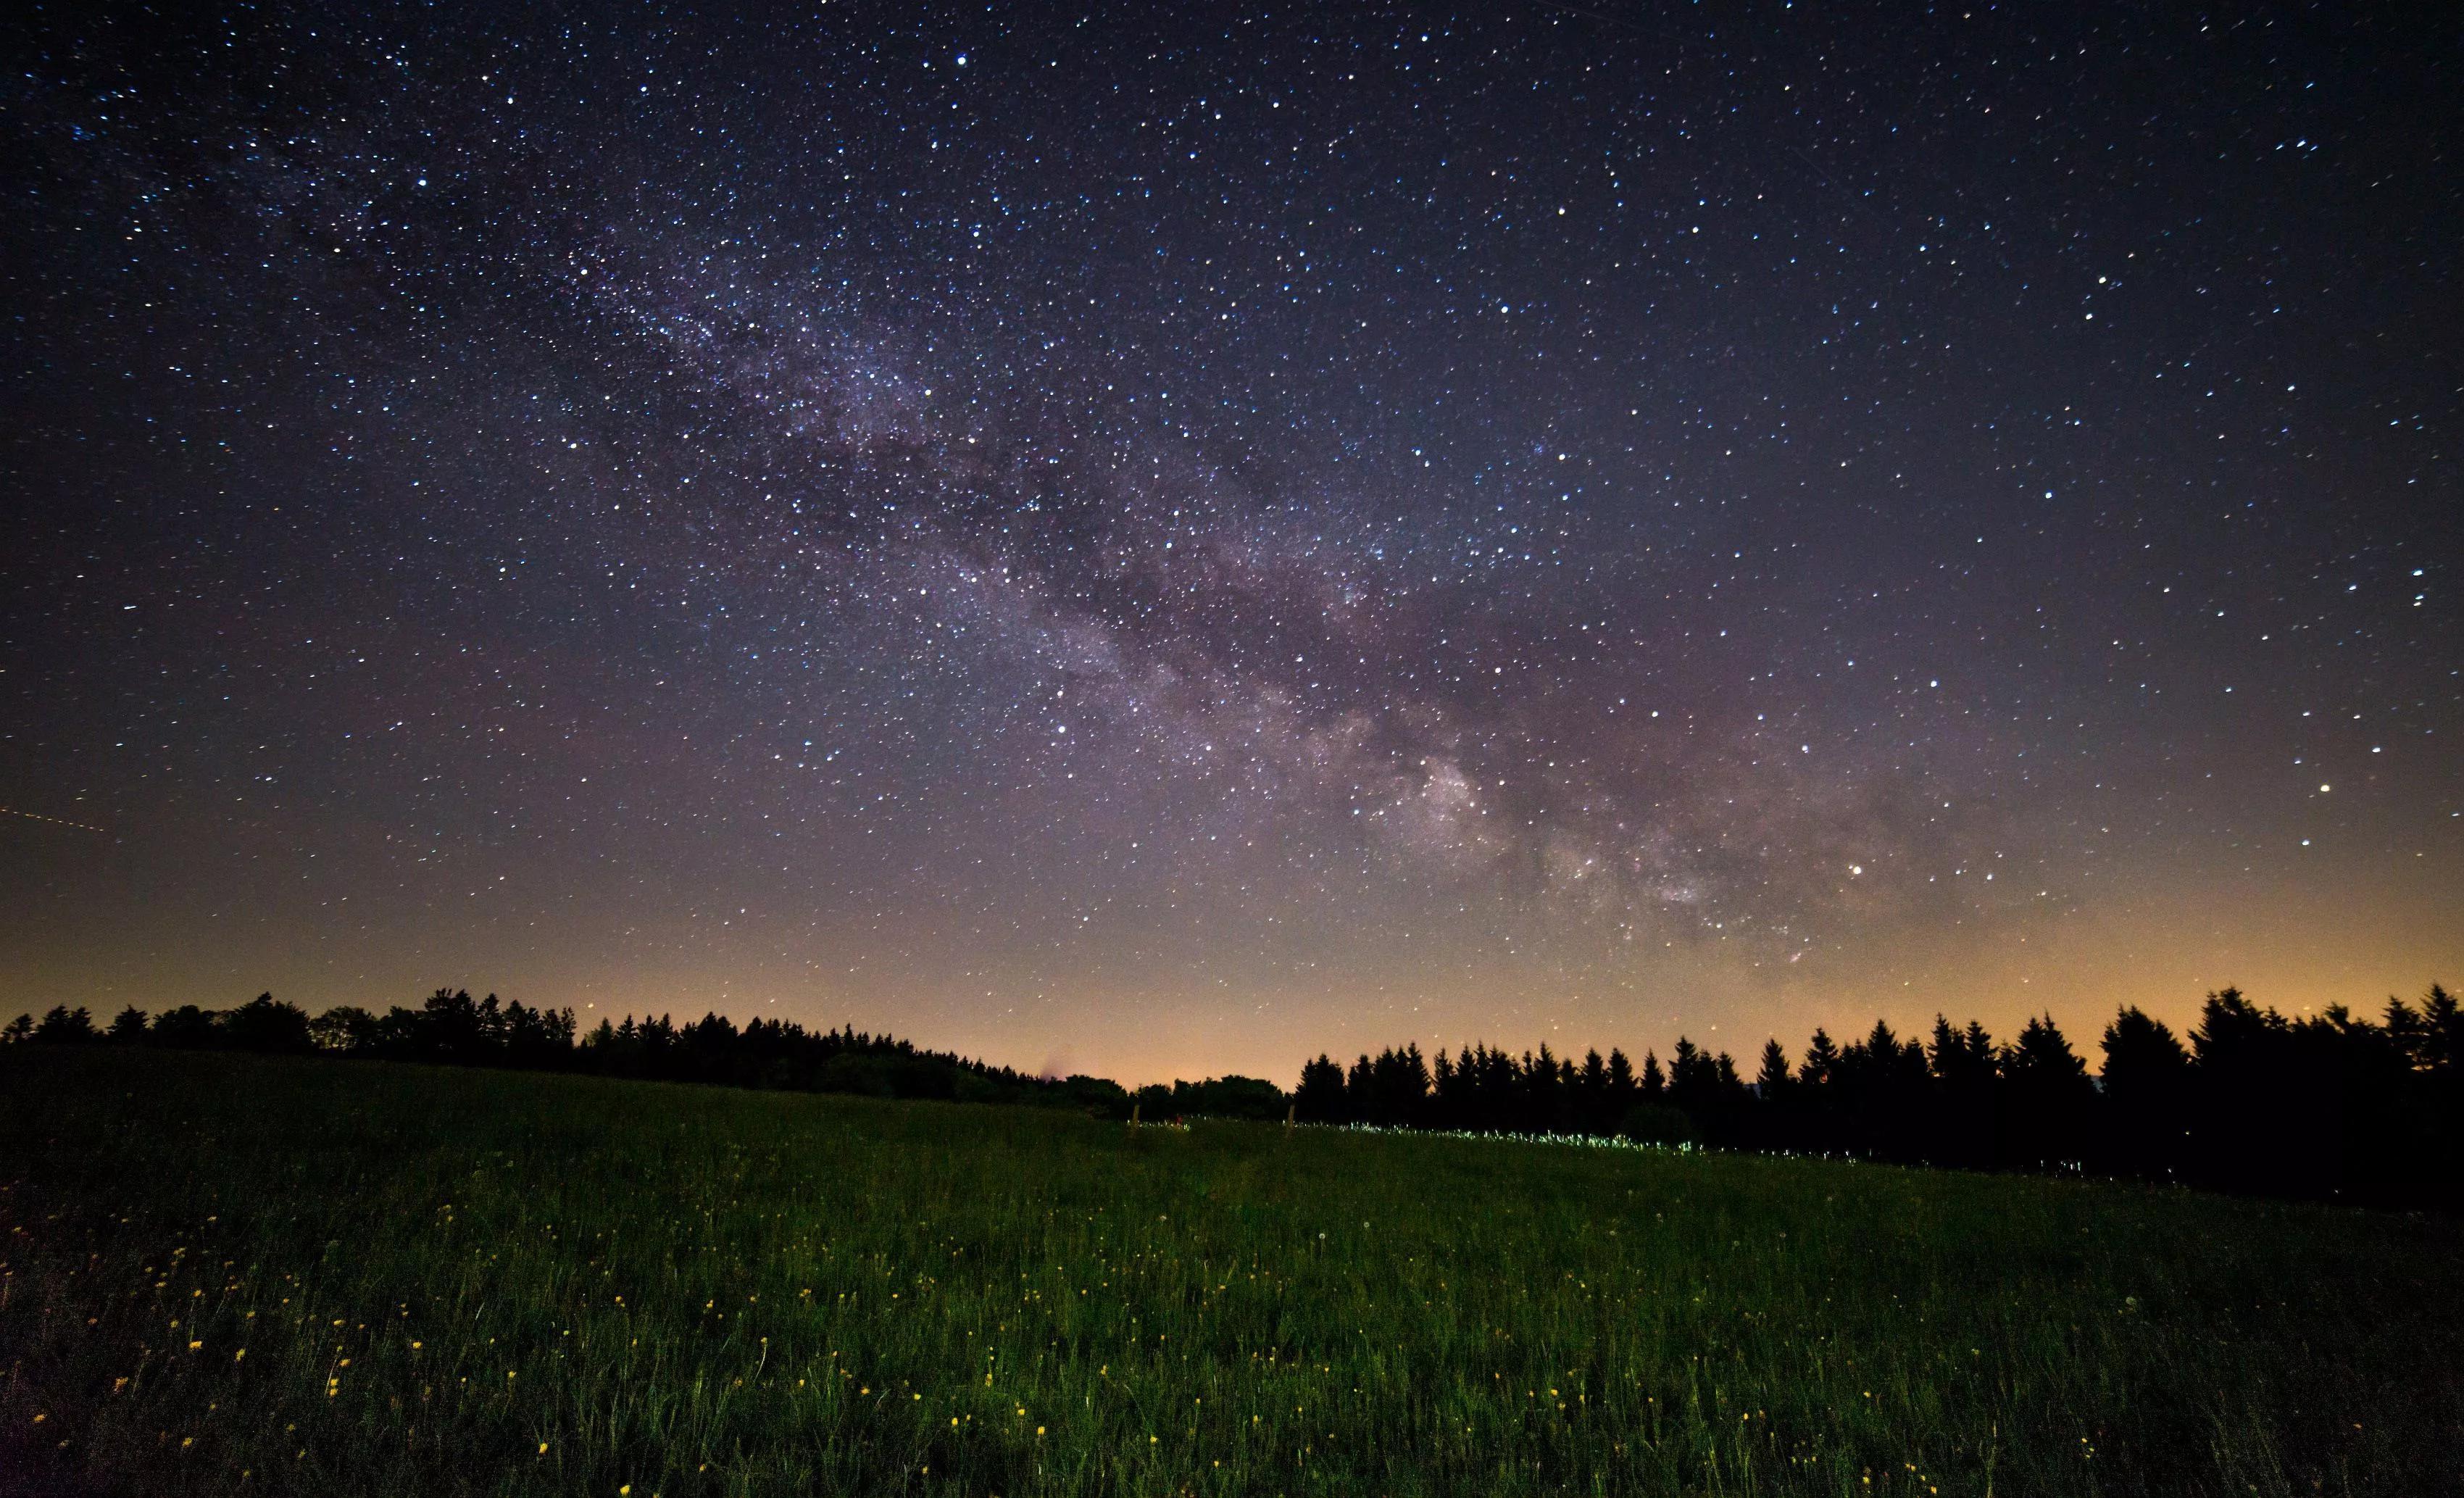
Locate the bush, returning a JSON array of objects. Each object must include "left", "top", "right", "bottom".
[{"left": 1618, "top": 1102, "right": 1696, "bottom": 1147}]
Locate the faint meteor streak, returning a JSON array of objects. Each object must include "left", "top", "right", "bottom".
[{"left": 0, "top": 805, "right": 109, "bottom": 835}]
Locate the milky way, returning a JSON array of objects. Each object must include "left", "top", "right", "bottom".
[{"left": 4, "top": 3, "right": 2457, "bottom": 1080}]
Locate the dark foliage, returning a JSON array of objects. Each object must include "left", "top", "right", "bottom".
[
  {"left": 8, "top": 988, "right": 1132, "bottom": 1119},
  {"left": 1130, "top": 1075, "right": 1288, "bottom": 1122},
  {"left": 13, "top": 980, "right": 2459, "bottom": 1205},
  {"left": 1299, "top": 984, "right": 2464, "bottom": 1209}
]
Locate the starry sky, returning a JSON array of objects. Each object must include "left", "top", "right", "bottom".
[{"left": 3, "top": 2, "right": 2457, "bottom": 1084}]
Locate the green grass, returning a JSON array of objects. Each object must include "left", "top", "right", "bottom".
[{"left": 2, "top": 1051, "right": 2458, "bottom": 1496}]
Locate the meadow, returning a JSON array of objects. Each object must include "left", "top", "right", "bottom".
[{"left": 3, "top": 1050, "right": 2459, "bottom": 1496}]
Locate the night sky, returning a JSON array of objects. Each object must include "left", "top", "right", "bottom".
[{"left": 4, "top": 2, "right": 2457, "bottom": 1084}]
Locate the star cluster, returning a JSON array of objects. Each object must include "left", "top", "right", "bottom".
[{"left": 2, "top": 1, "right": 2456, "bottom": 1080}]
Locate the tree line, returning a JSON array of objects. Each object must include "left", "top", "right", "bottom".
[
  {"left": 0, "top": 989, "right": 1134, "bottom": 1116},
  {"left": 9, "top": 982, "right": 2458, "bottom": 1207},
  {"left": 1296, "top": 986, "right": 2463, "bottom": 1207}
]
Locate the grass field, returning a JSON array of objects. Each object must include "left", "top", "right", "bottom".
[{"left": 3, "top": 1052, "right": 2460, "bottom": 1496}]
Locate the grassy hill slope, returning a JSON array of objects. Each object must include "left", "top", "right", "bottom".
[{"left": 3, "top": 1051, "right": 2459, "bottom": 1495}]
